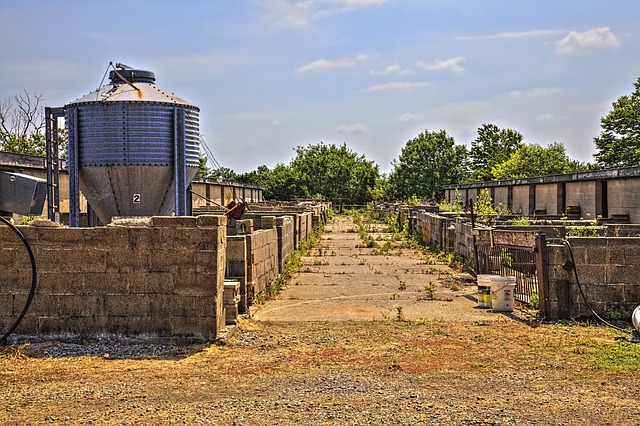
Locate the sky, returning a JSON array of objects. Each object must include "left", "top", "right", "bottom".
[{"left": 1, "top": 0, "right": 639, "bottom": 174}]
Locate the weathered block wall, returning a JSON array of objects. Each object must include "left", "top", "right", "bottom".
[
  {"left": 275, "top": 216, "right": 294, "bottom": 273},
  {"left": 239, "top": 210, "right": 314, "bottom": 250},
  {"left": 511, "top": 185, "right": 532, "bottom": 215},
  {"left": 396, "top": 205, "right": 640, "bottom": 321},
  {"left": 607, "top": 179, "right": 640, "bottom": 223},
  {"left": 245, "top": 228, "right": 279, "bottom": 305},
  {"left": 0, "top": 216, "right": 227, "bottom": 341},
  {"left": 226, "top": 220, "right": 283, "bottom": 311},
  {"left": 547, "top": 238, "right": 640, "bottom": 319},
  {"left": 453, "top": 218, "right": 474, "bottom": 260},
  {"left": 493, "top": 186, "right": 510, "bottom": 211},
  {"left": 535, "top": 183, "right": 561, "bottom": 215},
  {"left": 298, "top": 212, "right": 313, "bottom": 246},
  {"left": 226, "top": 236, "right": 248, "bottom": 313},
  {"left": 414, "top": 212, "right": 452, "bottom": 251},
  {"left": 565, "top": 181, "right": 598, "bottom": 218}
]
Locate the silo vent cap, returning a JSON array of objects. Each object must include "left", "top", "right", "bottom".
[{"left": 109, "top": 68, "right": 156, "bottom": 85}]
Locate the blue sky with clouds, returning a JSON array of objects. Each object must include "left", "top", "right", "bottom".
[{"left": 1, "top": 0, "right": 639, "bottom": 174}]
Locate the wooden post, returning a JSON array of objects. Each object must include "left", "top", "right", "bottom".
[{"left": 469, "top": 199, "right": 480, "bottom": 274}]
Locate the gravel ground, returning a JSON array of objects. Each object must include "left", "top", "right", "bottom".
[{"left": 3, "top": 319, "right": 640, "bottom": 425}]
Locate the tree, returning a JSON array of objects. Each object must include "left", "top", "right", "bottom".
[
  {"left": 491, "top": 142, "right": 584, "bottom": 180},
  {"left": 196, "top": 155, "right": 213, "bottom": 178},
  {"left": 211, "top": 167, "right": 237, "bottom": 180},
  {"left": 593, "top": 76, "right": 640, "bottom": 168},
  {"left": 0, "top": 91, "right": 47, "bottom": 155},
  {"left": 468, "top": 123, "right": 523, "bottom": 182},
  {"left": 235, "top": 164, "right": 304, "bottom": 201},
  {"left": 386, "top": 130, "right": 468, "bottom": 201},
  {"left": 290, "top": 142, "right": 380, "bottom": 204}
]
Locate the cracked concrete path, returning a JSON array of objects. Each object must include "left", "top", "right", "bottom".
[{"left": 252, "top": 215, "right": 509, "bottom": 322}]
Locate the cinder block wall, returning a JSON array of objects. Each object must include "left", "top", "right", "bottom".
[
  {"left": 226, "top": 236, "right": 248, "bottom": 312},
  {"left": 414, "top": 212, "right": 451, "bottom": 251},
  {"left": 392, "top": 205, "right": 640, "bottom": 320},
  {"left": 493, "top": 186, "right": 510, "bottom": 211},
  {"left": 245, "top": 228, "right": 279, "bottom": 305},
  {"left": 0, "top": 215, "right": 227, "bottom": 341},
  {"left": 535, "top": 183, "right": 560, "bottom": 215},
  {"left": 275, "top": 216, "right": 294, "bottom": 272},
  {"left": 608, "top": 179, "right": 640, "bottom": 223},
  {"left": 239, "top": 210, "right": 314, "bottom": 249},
  {"left": 565, "top": 181, "right": 598, "bottom": 218},
  {"left": 512, "top": 185, "right": 532, "bottom": 215},
  {"left": 225, "top": 216, "right": 294, "bottom": 312},
  {"left": 547, "top": 238, "right": 640, "bottom": 319}
]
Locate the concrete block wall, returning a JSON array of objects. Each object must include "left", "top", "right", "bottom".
[
  {"left": 512, "top": 185, "right": 532, "bottom": 215},
  {"left": 414, "top": 212, "right": 452, "bottom": 251},
  {"left": 565, "top": 181, "right": 598, "bottom": 218},
  {"left": 245, "top": 228, "right": 279, "bottom": 305},
  {"left": 0, "top": 215, "right": 227, "bottom": 341},
  {"left": 493, "top": 186, "right": 510, "bottom": 211},
  {"left": 239, "top": 210, "right": 313, "bottom": 250},
  {"left": 393, "top": 205, "right": 640, "bottom": 320},
  {"left": 607, "top": 179, "right": 640, "bottom": 223},
  {"left": 225, "top": 217, "right": 285, "bottom": 312},
  {"left": 226, "top": 236, "right": 248, "bottom": 313},
  {"left": 535, "top": 183, "right": 562, "bottom": 215},
  {"left": 547, "top": 238, "right": 640, "bottom": 319},
  {"left": 276, "top": 216, "right": 295, "bottom": 273}
]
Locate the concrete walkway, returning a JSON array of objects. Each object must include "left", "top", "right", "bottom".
[{"left": 252, "top": 215, "right": 507, "bottom": 322}]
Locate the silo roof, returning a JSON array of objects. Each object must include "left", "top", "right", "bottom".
[{"left": 66, "top": 78, "right": 197, "bottom": 108}]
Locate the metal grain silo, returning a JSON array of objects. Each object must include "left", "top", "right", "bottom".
[{"left": 64, "top": 63, "right": 200, "bottom": 226}]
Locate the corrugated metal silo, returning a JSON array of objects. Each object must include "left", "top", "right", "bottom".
[{"left": 64, "top": 64, "right": 200, "bottom": 226}]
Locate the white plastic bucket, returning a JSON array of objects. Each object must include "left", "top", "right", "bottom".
[
  {"left": 476, "top": 275, "right": 500, "bottom": 309},
  {"left": 633, "top": 305, "right": 640, "bottom": 332},
  {"left": 490, "top": 276, "right": 516, "bottom": 312}
]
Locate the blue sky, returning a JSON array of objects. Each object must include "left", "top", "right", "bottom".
[{"left": 1, "top": 0, "right": 639, "bottom": 174}]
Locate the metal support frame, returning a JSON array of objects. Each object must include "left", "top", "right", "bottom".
[
  {"left": 45, "top": 107, "right": 64, "bottom": 223},
  {"left": 67, "top": 108, "right": 80, "bottom": 227},
  {"left": 173, "top": 108, "right": 188, "bottom": 216}
]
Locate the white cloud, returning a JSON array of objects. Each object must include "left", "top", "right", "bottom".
[
  {"left": 371, "top": 64, "right": 412, "bottom": 75},
  {"left": 456, "top": 30, "right": 561, "bottom": 41},
  {"left": 509, "top": 87, "right": 561, "bottom": 99},
  {"left": 536, "top": 114, "right": 556, "bottom": 122},
  {"left": 554, "top": 27, "right": 620, "bottom": 55},
  {"left": 329, "top": 0, "right": 387, "bottom": 6},
  {"left": 261, "top": 0, "right": 387, "bottom": 27},
  {"left": 260, "top": 0, "right": 314, "bottom": 27},
  {"left": 296, "top": 54, "right": 368, "bottom": 73},
  {"left": 432, "top": 101, "right": 490, "bottom": 116},
  {"left": 362, "top": 81, "right": 430, "bottom": 92},
  {"left": 416, "top": 57, "right": 465, "bottom": 73},
  {"left": 335, "top": 122, "right": 368, "bottom": 134},
  {"left": 399, "top": 113, "right": 424, "bottom": 122}
]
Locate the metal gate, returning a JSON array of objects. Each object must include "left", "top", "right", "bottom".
[{"left": 474, "top": 234, "right": 548, "bottom": 308}]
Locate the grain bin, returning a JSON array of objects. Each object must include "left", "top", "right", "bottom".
[{"left": 64, "top": 63, "right": 200, "bottom": 226}]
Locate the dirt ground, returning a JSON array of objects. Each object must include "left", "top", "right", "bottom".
[{"left": 2, "top": 215, "right": 640, "bottom": 425}]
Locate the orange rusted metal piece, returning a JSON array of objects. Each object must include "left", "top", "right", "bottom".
[{"left": 224, "top": 200, "right": 249, "bottom": 220}]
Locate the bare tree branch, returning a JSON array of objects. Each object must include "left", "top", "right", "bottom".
[{"left": 0, "top": 91, "right": 47, "bottom": 155}]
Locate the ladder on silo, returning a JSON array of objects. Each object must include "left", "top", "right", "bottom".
[{"left": 45, "top": 107, "right": 64, "bottom": 224}]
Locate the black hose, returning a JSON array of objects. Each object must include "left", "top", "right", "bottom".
[
  {"left": 562, "top": 239, "right": 632, "bottom": 334},
  {"left": 0, "top": 216, "right": 37, "bottom": 345}
]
